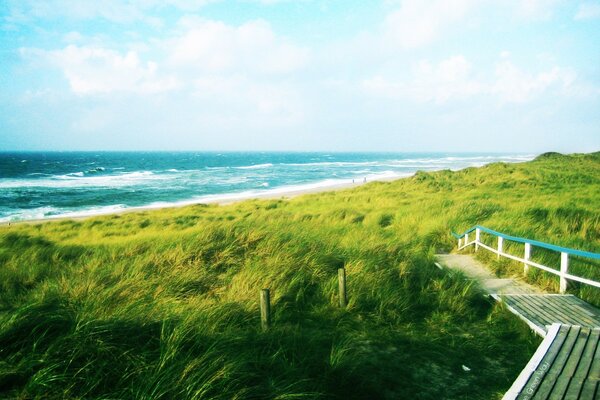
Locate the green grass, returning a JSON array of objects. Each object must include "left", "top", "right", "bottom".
[{"left": 0, "top": 152, "right": 598, "bottom": 399}]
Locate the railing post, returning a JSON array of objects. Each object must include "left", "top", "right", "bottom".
[
  {"left": 497, "top": 236, "right": 503, "bottom": 260},
  {"left": 458, "top": 237, "right": 462, "bottom": 248},
  {"left": 338, "top": 268, "right": 347, "bottom": 308},
  {"left": 560, "top": 252, "right": 568, "bottom": 294},
  {"left": 475, "top": 228, "right": 481, "bottom": 252},
  {"left": 524, "top": 242, "right": 531, "bottom": 276},
  {"left": 465, "top": 233, "right": 469, "bottom": 248},
  {"left": 260, "top": 289, "right": 271, "bottom": 331}
]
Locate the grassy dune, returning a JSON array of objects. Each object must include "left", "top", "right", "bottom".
[{"left": 0, "top": 152, "right": 598, "bottom": 399}]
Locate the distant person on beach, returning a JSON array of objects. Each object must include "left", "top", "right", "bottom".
[{"left": 363, "top": 177, "right": 366, "bottom": 183}]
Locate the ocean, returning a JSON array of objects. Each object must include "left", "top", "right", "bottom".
[{"left": 0, "top": 152, "right": 535, "bottom": 222}]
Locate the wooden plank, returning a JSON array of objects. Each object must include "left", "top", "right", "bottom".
[
  {"left": 549, "top": 327, "right": 591, "bottom": 398},
  {"left": 563, "top": 328, "right": 600, "bottom": 399},
  {"left": 505, "top": 296, "right": 562, "bottom": 332},
  {"left": 523, "top": 296, "right": 585, "bottom": 327},
  {"left": 512, "top": 296, "right": 571, "bottom": 328},
  {"left": 553, "top": 296, "right": 600, "bottom": 325},
  {"left": 533, "top": 296, "right": 593, "bottom": 326},
  {"left": 496, "top": 295, "right": 548, "bottom": 337},
  {"left": 577, "top": 380, "right": 597, "bottom": 399},
  {"left": 548, "top": 296, "right": 600, "bottom": 325},
  {"left": 504, "top": 296, "right": 549, "bottom": 325},
  {"left": 507, "top": 295, "right": 600, "bottom": 329},
  {"left": 503, "top": 324, "right": 561, "bottom": 400},
  {"left": 502, "top": 296, "right": 549, "bottom": 334},
  {"left": 532, "top": 326, "right": 581, "bottom": 399},
  {"left": 516, "top": 296, "right": 572, "bottom": 327},
  {"left": 578, "top": 333, "right": 600, "bottom": 399},
  {"left": 515, "top": 325, "right": 571, "bottom": 399}
]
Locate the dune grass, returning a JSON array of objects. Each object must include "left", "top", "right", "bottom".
[{"left": 0, "top": 152, "right": 598, "bottom": 399}]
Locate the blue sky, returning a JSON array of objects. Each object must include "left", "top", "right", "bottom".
[{"left": 1, "top": 0, "right": 599, "bottom": 152}]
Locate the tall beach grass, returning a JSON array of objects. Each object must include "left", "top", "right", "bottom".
[{"left": 0, "top": 152, "right": 598, "bottom": 399}]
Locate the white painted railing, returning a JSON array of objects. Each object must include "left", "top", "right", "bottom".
[{"left": 454, "top": 225, "right": 600, "bottom": 294}]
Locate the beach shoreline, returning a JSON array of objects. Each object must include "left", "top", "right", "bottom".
[{"left": 0, "top": 174, "right": 403, "bottom": 227}]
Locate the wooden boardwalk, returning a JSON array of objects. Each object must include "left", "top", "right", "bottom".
[
  {"left": 436, "top": 254, "right": 542, "bottom": 296},
  {"left": 503, "top": 324, "right": 600, "bottom": 400},
  {"left": 436, "top": 254, "right": 600, "bottom": 336},
  {"left": 435, "top": 254, "right": 600, "bottom": 399},
  {"left": 499, "top": 294, "right": 600, "bottom": 337}
]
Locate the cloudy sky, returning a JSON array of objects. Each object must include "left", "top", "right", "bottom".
[{"left": 1, "top": 0, "right": 599, "bottom": 152}]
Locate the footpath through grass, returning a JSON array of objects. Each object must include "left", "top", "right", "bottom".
[{"left": 0, "top": 152, "right": 598, "bottom": 399}]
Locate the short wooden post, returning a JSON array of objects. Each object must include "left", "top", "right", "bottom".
[
  {"left": 458, "top": 237, "right": 462, "bottom": 248},
  {"left": 560, "top": 252, "right": 569, "bottom": 294},
  {"left": 524, "top": 243, "right": 531, "bottom": 276},
  {"left": 465, "top": 233, "right": 469, "bottom": 248},
  {"left": 338, "top": 268, "right": 347, "bottom": 308},
  {"left": 475, "top": 228, "right": 481, "bottom": 252},
  {"left": 497, "top": 236, "right": 503, "bottom": 260},
  {"left": 260, "top": 289, "right": 271, "bottom": 330}
]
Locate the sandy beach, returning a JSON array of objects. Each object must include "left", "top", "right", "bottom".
[{"left": 0, "top": 174, "right": 403, "bottom": 227}]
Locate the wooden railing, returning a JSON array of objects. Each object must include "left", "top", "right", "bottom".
[{"left": 452, "top": 225, "right": 600, "bottom": 294}]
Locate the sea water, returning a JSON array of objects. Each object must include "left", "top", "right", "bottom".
[{"left": 0, "top": 152, "right": 535, "bottom": 222}]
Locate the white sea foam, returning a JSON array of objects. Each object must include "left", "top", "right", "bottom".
[
  {"left": 0, "top": 204, "right": 128, "bottom": 222},
  {"left": 0, "top": 170, "right": 161, "bottom": 189},
  {"left": 0, "top": 206, "right": 60, "bottom": 222},
  {"left": 0, "top": 153, "right": 536, "bottom": 222},
  {"left": 217, "top": 177, "right": 249, "bottom": 184},
  {"left": 284, "top": 161, "right": 381, "bottom": 167},
  {"left": 234, "top": 163, "right": 274, "bottom": 170},
  {"left": 3, "top": 172, "right": 410, "bottom": 221}
]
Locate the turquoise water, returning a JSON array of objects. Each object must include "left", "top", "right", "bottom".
[{"left": 0, "top": 152, "right": 534, "bottom": 222}]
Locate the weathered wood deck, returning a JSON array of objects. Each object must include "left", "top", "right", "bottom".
[
  {"left": 498, "top": 294, "right": 600, "bottom": 337},
  {"left": 435, "top": 254, "right": 600, "bottom": 399},
  {"left": 503, "top": 324, "right": 600, "bottom": 400}
]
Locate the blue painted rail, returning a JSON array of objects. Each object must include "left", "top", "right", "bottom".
[{"left": 452, "top": 225, "right": 600, "bottom": 293}]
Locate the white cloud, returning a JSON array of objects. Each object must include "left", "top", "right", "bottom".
[
  {"left": 512, "top": 0, "right": 563, "bottom": 20},
  {"left": 22, "top": 45, "right": 180, "bottom": 95},
  {"left": 575, "top": 2, "right": 600, "bottom": 19},
  {"left": 364, "top": 55, "right": 482, "bottom": 103},
  {"left": 3, "top": 0, "right": 217, "bottom": 25},
  {"left": 192, "top": 75, "right": 305, "bottom": 119},
  {"left": 377, "top": 0, "right": 566, "bottom": 51},
  {"left": 363, "top": 54, "right": 576, "bottom": 104},
  {"left": 20, "top": 16, "right": 308, "bottom": 97},
  {"left": 168, "top": 18, "right": 309, "bottom": 74},
  {"left": 492, "top": 60, "right": 575, "bottom": 103},
  {"left": 382, "top": 0, "right": 475, "bottom": 49}
]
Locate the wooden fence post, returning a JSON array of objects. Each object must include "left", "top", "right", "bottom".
[
  {"left": 465, "top": 233, "right": 469, "bottom": 248},
  {"left": 524, "top": 243, "right": 531, "bottom": 276},
  {"left": 338, "top": 268, "right": 347, "bottom": 308},
  {"left": 560, "top": 253, "right": 569, "bottom": 294},
  {"left": 260, "top": 289, "right": 271, "bottom": 331},
  {"left": 475, "top": 228, "right": 481, "bottom": 252},
  {"left": 497, "top": 237, "right": 504, "bottom": 260}
]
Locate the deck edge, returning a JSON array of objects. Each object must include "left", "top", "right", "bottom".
[
  {"left": 502, "top": 323, "right": 562, "bottom": 400},
  {"left": 492, "top": 294, "right": 548, "bottom": 337}
]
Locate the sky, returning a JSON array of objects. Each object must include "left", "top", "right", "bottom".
[{"left": 1, "top": 0, "right": 599, "bottom": 152}]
